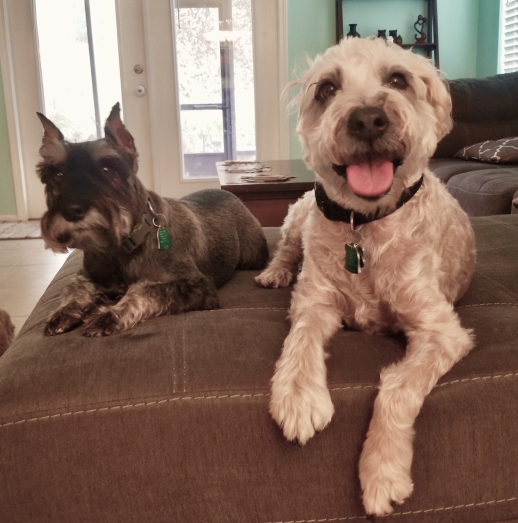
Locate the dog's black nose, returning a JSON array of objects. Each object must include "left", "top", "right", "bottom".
[
  {"left": 62, "top": 204, "right": 87, "bottom": 222},
  {"left": 347, "top": 107, "right": 389, "bottom": 142}
]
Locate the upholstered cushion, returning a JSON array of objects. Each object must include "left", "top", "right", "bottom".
[
  {"left": 435, "top": 72, "right": 518, "bottom": 158},
  {"left": 454, "top": 137, "right": 518, "bottom": 164},
  {"left": 1, "top": 220, "right": 518, "bottom": 522},
  {"left": 445, "top": 168, "right": 518, "bottom": 216},
  {"left": 429, "top": 158, "right": 511, "bottom": 184},
  {"left": 448, "top": 72, "right": 518, "bottom": 122}
]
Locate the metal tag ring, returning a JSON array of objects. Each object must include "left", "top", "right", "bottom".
[{"left": 153, "top": 214, "right": 167, "bottom": 228}]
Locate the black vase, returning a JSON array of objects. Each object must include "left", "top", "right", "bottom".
[
  {"left": 378, "top": 30, "right": 387, "bottom": 39},
  {"left": 389, "top": 30, "right": 403, "bottom": 45},
  {"left": 347, "top": 24, "right": 360, "bottom": 38}
]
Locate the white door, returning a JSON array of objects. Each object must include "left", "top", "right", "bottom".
[{"left": 0, "top": 0, "right": 289, "bottom": 219}]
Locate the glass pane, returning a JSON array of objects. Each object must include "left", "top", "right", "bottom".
[
  {"left": 231, "top": 0, "right": 256, "bottom": 160},
  {"left": 181, "top": 110, "right": 224, "bottom": 178},
  {"left": 35, "top": 0, "right": 122, "bottom": 142},
  {"left": 176, "top": 8, "right": 222, "bottom": 106},
  {"left": 181, "top": 109, "right": 224, "bottom": 154},
  {"left": 174, "top": 0, "right": 256, "bottom": 179},
  {"left": 88, "top": 0, "right": 123, "bottom": 123}
]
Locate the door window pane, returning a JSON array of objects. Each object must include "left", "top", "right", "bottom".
[
  {"left": 177, "top": 8, "right": 223, "bottom": 106},
  {"left": 174, "top": 0, "right": 256, "bottom": 179},
  {"left": 35, "top": 0, "right": 122, "bottom": 141}
]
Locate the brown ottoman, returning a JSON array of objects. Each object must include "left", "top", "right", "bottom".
[{"left": 1, "top": 216, "right": 517, "bottom": 523}]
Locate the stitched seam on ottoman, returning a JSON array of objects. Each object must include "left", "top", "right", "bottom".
[
  {"left": 208, "top": 307, "right": 289, "bottom": 312},
  {"left": 477, "top": 245, "right": 518, "bottom": 250},
  {"left": 330, "top": 385, "right": 375, "bottom": 392},
  {"left": 263, "top": 496, "right": 518, "bottom": 522},
  {"left": 2, "top": 372, "right": 517, "bottom": 428},
  {"left": 0, "top": 393, "right": 271, "bottom": 428},
  {"left": 437, "top": 371, "right": 518, "bottom": 388},
  {"left": 456, "top": 302, "right": 518, "bottom": 309}
]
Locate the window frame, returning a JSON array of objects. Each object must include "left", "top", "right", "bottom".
[{"left": 499, "top": 0, "right": 518, "bottom": 74}]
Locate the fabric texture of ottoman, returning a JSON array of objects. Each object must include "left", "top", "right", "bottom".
[{"left": 1, "top": 216, "right": 518, "bottom": 523}]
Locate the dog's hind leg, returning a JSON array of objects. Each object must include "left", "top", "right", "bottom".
[
  {"left": 255, "top": 193, "right": 311, "bottom": 289},
  {"left": 359, "top": 295, "right": 474, "bottom": 516},
  {"left": 45, "top": 273, "right": 109, "bottom": 335},
  {"left": 235, "top": 229, "right": 269, "bottom": 271},
  {"left": 82, "top": 274, "right": 219, "bottom": 337}
]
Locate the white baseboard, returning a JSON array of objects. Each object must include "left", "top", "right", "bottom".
[{"left": 0, "top": 215, "right": 19, "bottom": 222}]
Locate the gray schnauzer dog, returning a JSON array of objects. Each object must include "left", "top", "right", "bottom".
[{"left": 37, "top": 103, "right": 268, "bottom": 337}]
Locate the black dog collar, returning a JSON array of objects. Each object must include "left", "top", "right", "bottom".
[
  {"left": 121, "top": 196, "right": 156, "bottom": 253},
  {"left": 315, "top": 175, "right": 424, "bottom": 226}
]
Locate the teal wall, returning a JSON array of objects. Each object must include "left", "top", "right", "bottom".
[
  {"left": 0, "top": 65, "right": 17, "bottom": 216},
  {"left": 287, "top": 0, "right": 502, "bottom": 158},
  {"left": 437, "top": 0, "right": 479, "bottom": 79},
  {"left": 287, "top": 0, "right": 336, "bottom": 159},
  {"left": 477, "top": 0, "right": 500, "bottom": 78}
]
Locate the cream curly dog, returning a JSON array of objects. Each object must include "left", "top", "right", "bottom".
[{"left": 256, "top": 37, "right": 476, "bottom": 516}]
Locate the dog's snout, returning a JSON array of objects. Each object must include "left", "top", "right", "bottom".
[
  {"left": 62, "top": 204, "right": 87, "bottom": 222},
  {"left": 347, "top": 107, "right": 389, "bottom": 142}
]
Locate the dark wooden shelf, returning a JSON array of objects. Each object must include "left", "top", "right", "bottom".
[
  {"left": 402, "top": 43, "right": 437, "bottom": 50},
  {"left": 336, "top": 0, "right": 439, "bottom": 68}
]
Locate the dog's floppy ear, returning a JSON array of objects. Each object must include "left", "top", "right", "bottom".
[
  {"left": 104, "top": 102, "right": 137, "bottom": 157},
  {"left": 420, "top": 70, "right": 452, "bottom": 141},
  {"left": 37, "top": 112, "right": 66, "bottom": 164}
]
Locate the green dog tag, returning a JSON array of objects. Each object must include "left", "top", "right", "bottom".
[
  {"left": 157, "top": 227, "right": 172, "bottom": 250},
  {"left": 345, "top": 243, "right": 364, "bottom": 274}
]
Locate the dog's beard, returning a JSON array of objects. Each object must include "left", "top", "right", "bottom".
[{"left": 42, "top": 207, "right": 133, "bottom": 253}]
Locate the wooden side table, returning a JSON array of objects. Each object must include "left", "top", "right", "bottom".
[{"left": 217, "top": 159, "right": 315, "bottom": 226}]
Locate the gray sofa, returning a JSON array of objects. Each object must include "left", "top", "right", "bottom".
[
  {"left": 430, "top": 72, "right": 518, "bottom": 216},
  {"left": 1, "top": 215, "right": 518, "bottom": 523}
]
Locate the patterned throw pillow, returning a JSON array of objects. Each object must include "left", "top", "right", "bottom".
[{"left": 454, "top": 137, "right": 518, "bottom": 164}]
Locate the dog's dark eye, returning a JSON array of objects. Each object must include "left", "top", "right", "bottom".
[
  {"left": 315, "top": 81, "right": 338, "bottom": 102},
  {"left": 100, "top": 166, "right": 118, "bottom": 178},
  {"left": 388, "top": 73, "right": 408, "bottom": 90}
]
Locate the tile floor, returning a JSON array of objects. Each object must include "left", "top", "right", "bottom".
[{"left": 0, "top": 239, "right": 69, "bottom": 337}]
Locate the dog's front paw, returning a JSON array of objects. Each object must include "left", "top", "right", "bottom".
[
  {"left": 201, "top": 291, "right": 220, "bottom": 311},
  {"left": 82, "top": 309, "right": 123, "bottom": 337},
  {"left": 45, "top": 307, "right": 84, "bottom": 335},
  {"left": 359, "top": 432, "right": 414, "bottom": 516},
  {"left": 270, "top": 371, "right": 334, "bottom": 445},
  {"left": 255, "top": 265, "right": 294, "bottom": 289}
]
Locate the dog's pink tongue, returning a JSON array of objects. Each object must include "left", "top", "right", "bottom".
[{"left": 346, "top": 160, "right": 394, "bottom": 197}]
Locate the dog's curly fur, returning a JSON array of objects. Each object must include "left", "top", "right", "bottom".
[
  {"left": 256, "top": 38, "right": 476, "bottom": 516},
  {"left": 37, "top": 104, "right": 268, "bottom": 337}
]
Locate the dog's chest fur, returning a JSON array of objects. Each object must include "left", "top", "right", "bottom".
[{"left": 298, "top": 172, "right": 475, "bottom": 334}]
